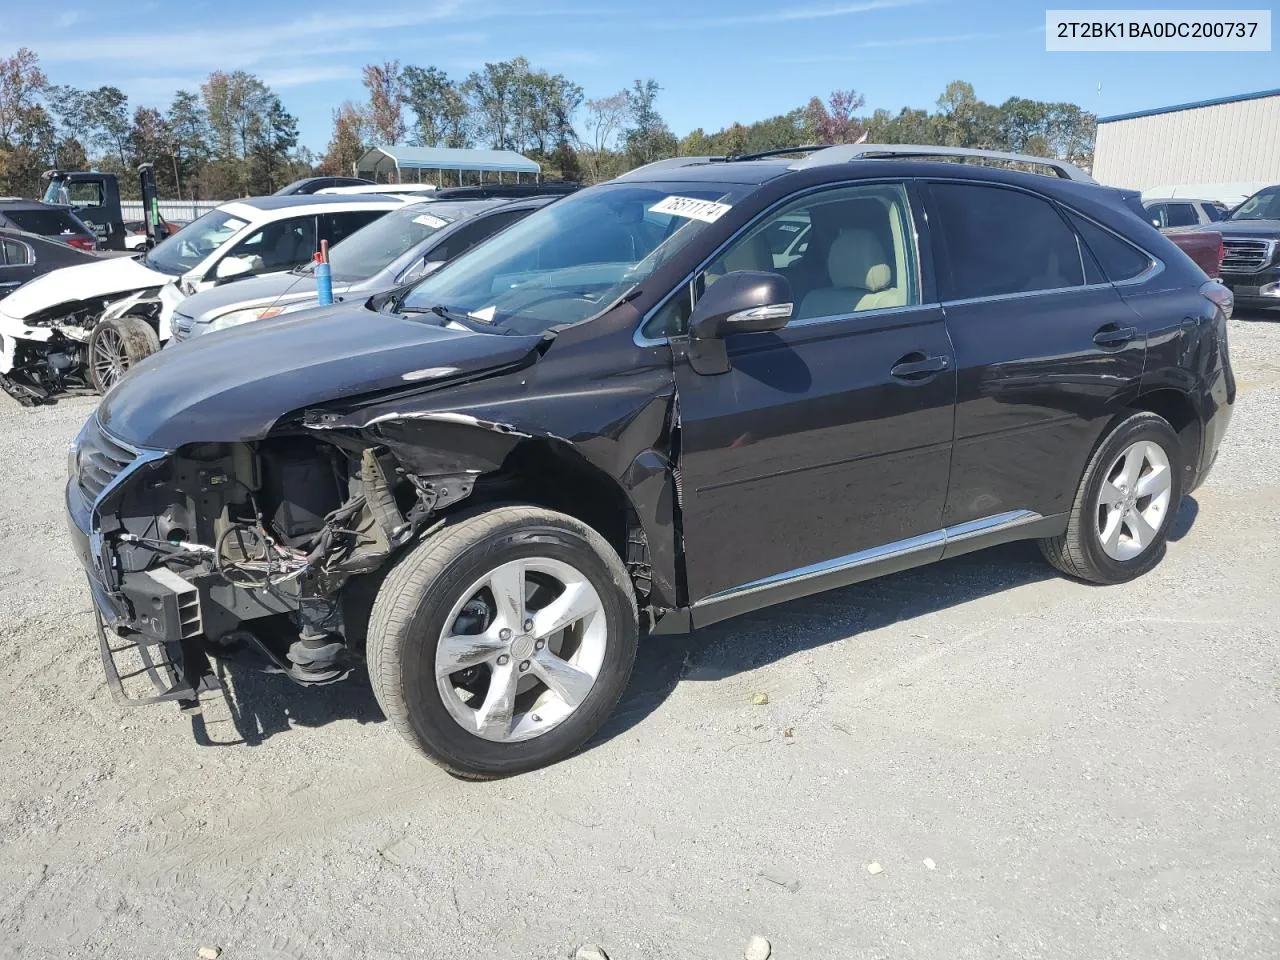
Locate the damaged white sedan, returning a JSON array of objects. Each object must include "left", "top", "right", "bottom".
[{"left": 0, "top": 194, "right": 403, "bottom": 404}]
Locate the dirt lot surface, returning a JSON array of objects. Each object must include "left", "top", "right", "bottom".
[{"left": 1, "top": 315, "right": 1278, "bottom": 960}]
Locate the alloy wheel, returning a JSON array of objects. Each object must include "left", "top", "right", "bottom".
[
  {"left": 1095, "top": 439, "right": 1173, "bottom": 561},
  {"left": 91, "top": 326, "right": 128, "bottom": 390},
  {"left": 435, "top": 557, "right": 607, "bottom": 742}
]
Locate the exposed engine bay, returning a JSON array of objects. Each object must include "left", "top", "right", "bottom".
[
  {"left": 79, "top": 421, "right": 483, "bottom": 700},
  {"left": 0, "top": 289, "right": 161, "bottom": 405}
]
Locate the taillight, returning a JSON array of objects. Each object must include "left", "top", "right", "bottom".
[
  {"left": 66, "top": 236, "right": 96, "bottom": 251},
  {"left": 1200, "top": 279, "right": 1233, "bottom": 320}
]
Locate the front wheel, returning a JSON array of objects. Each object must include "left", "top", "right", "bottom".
[
  {"left": 1039, "top": 411, "right": 1182, "bottom": 584},
  {"left": 367, "top": 505, "right": 639, "bottom": 778},
  {"left": 87, "top": 315, "right": 159, "bottom": 394}
]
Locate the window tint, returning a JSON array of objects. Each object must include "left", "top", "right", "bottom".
[
  {"left": 429, "top": 209, "right": 527, "bottom": 261},
  {"left": 697, "top": 181, "right": 918, "bottom": 326},
  {"left": 1144, "top": 203, "right": 1167, "bottom": 228},
  {"left": 930, "top": 183, "right": 1083, "bottom": 300},
  {"left": 322, "top": 210, "right": 385, "bottom": 247},
  {"left": 4, "top": 209, "right": 85, "bottom": 236},
  {"left": 1067, "top": 212, "right": 1152, "bottom": 283},
  {"left": 1, "top": 238, "right": 31, "bottom": 265},
  {"left": 1164, "top": 203, "right": 1197, "bottom": 227},
  {"left": 1203, "top": 203, "right": 1227, "bottom": 222}
]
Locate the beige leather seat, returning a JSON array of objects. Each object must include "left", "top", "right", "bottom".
[{"left": 798, "top": 228, "right": 905, "bottom": 319}]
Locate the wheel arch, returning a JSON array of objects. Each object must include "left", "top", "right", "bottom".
[{"left": 1128, "top": 386, "right": 1202, "bottom": 488}]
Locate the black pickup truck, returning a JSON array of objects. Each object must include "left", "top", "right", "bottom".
[{"left": 1193, "top": 184, "right": 1280, "bottom": 311}]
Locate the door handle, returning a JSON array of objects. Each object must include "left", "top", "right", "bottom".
[
  {"left": 891, "top": 353, "right": 950, "bottom": 380},
  {"left": 1093, "top": 324, "right": 1137, "bottom": 347}
]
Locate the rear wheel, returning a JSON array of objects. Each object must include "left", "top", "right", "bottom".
[
  {"left": 1039, "top": 411, "right": 1182, "bottom": 584},
  {"left": 87, "top": 315, "right": 159, "bottom": 394},
  {"left": 367, "top": 505, "right": 639, "bottom": 778}
]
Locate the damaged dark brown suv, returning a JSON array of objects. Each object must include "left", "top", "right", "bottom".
[{"left": 67, "top": 146, "right": 1235, "bottom": 777}]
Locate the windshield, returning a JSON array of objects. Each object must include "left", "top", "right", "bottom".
[
  {"left": 401, "top": 181, "right": 746, "bottom": 334},
  {"left": 326, "top": 202, "right": 470, "bottom": 281},
  {"left": 144, "top": 208, "right": 249, "bottom": 275},
  {"left": 1230, "top": 187, "right": 1280, "bottom": 221}
]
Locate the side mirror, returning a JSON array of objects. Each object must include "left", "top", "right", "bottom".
[
  {"left": 684, "top": 270, "right": 793, "bottom": 376},
  {"left": 214, "top": 256, "right": 254, "bottom": 281},
  {"left": 689, "top": 270, "right": 793, "bottom": 340}
]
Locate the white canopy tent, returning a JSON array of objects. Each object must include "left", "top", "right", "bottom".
[{"left": 355, "top": 146, "right": 541, "bottom": 185}]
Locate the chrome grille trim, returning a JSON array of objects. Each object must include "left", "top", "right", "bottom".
[
  {"left": 1221, "top": 238, "right": 1276, "bottom": 274},
  {"left": 77, "top": 418, "right": 138, "bottom": 502}
]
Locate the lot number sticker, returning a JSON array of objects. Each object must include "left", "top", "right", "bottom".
[
  {"left": 649, "top": 196, "right": 732, "bottom": 223},
  {"left": 413, "top": 213, "right": 451, "bottom": 229}
]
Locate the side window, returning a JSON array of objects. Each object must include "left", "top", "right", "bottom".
[
  {"left": 323, "top": 210, "right": 384, "bottom": 247},
  {"left": 702, "top": 182, "right": 919, "bottom": 323},
  {"left": 1203, "top": 203, "right": 1227, "bottom": 222},
  {"left": 67, "top": 182, "right": 104, "bottom": 207},
  {"left": 1066, "top": 212, "right": 1153, "bottom": 283},
  {"left": 430, "top": 210, "right": 527, "bottom": 262},
  {"left": 227, "top": 216, "right": 318, "bottom": 273},
  {"left": 1145, "top": 203, "right": 1166, "bottom": 228},
  {"left": 1, "top": 238, "right": 31, "bottom": 265},
  {"left": 1164, "top": 203, "right": 1198, "bottom": 228},
  {"left": 930, "top": 182, "right": 1083, "bottom": 300}
]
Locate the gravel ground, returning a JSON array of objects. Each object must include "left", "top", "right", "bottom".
[{"left": 2, "top": 315, "right": 1279, "bottom": 960}]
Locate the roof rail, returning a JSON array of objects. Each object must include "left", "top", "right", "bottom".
[
  {"left": 727, "top": 144, "right": 834, "bottom": 162},
  {"left": 614, "top": 156, "right": 722, "bottom": 180},
  {"left": 788, "top": 144, "right": 1095, "bottom": 183}
]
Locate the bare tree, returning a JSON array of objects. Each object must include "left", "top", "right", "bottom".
[
  {"left": 579, "top": 91, "right": 627, "bottom": 182},
  {"left": 362, "top": 61, "right": 405, "bottom": 147}
]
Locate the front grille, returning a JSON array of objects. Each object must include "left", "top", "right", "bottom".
[
  {"left": 1221, "top": 238, "right": 1276, "bottom": 274},
  {"left": 78, "top": 417, "right": 138, "bottom": 502},
  {"left": 170, "top": 312, "right": 194, "bottom": 342}
]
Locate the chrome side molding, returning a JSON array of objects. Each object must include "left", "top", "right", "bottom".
[{"left": 696, "top": 509, "right": 1043, "bottom": 608}]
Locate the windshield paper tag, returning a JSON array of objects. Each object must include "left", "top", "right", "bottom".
[
  {"left": 413, "top": 213, "right": 450, "bottom": 229},
  {"left": 649, "top": 196, "right": 732, "bottom": 223}
]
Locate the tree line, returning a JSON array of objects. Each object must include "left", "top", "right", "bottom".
[{"left": 0, "top": 46, "right": 1097, "bottom": 202}]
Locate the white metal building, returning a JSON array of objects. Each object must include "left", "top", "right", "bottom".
[{"left": 1092, "top": 88, "right": 1280, "bottom": 204}]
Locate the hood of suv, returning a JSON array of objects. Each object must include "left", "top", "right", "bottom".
[
  {"left": 0, "top": 254, "right": 164, "bottom": 320},
  {"left": 1202, "top": 219, "right": 1280, "bottom": 239},
  {"left": 99, "top": 303, "right": 543, "bottom": 449}
]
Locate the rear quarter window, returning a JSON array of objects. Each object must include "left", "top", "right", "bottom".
[{"left": 1066, "top": 212, "right": 1153, "bottom": 283}]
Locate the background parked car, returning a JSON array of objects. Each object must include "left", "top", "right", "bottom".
[
  {"left": 317, "top": 183, "right": 438, "bottom": 197},
  {"left": 0, "top": 227, "right": 103, "bottom": 300},
  {"left": 0, "top": 198, "right": 98, "bottom": 251},
  {"left": 1143, "top": 198, "right": 1228, "bottom": 228},
  {"left": 169, "top": 195, "right": 556, "bottom": 342},
  {"left": 274, "top": 176, "right": 375, "bottom": 195},
  {"left": 1188, "top": 183, "right": 1280, "bottom": 312},
  {"left": 0, "top": 194, "right": 406, "bottom": 401}
]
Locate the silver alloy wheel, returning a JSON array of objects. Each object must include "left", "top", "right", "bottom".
[
  {"left": 435, "top": 557, "right": 607, "bottom": 742},
  {"left": 1095, "top": 439, "right": 1173, "bottom": 561},
  {"left": 91, "top": 326, "right": 128, "bottom": 389}
]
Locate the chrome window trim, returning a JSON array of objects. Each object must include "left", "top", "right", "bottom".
[
  {"left": 1062, "top": 206, "right": 1164, "bottom": 287},
  {"left": 695, "top": 509, "right": 1043, "bottom": 608},
  {"left": 0, "top": 237, "right": 35, "bottom": 269},
  {"left": 940, "top": 280, "right": 1115, "bottom": 309},
  {"left": 634, "top": 177, "right": 925, "bottom": 347}
]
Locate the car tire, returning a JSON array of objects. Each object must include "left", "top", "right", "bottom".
[
  {"left": 367, "top": 504, "right": 639, "bottom": 779},
  {"left": 1039, "top": 411, "right": 1183, "bottom": 585},
  {"left": 87, "top": 315, "right": 160, "bottom": 394}
]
